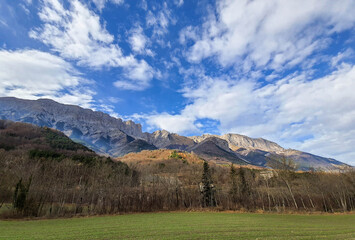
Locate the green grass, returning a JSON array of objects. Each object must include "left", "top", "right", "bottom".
[{"left": 0, "top": 212, "right": 354, "bottom": 239}]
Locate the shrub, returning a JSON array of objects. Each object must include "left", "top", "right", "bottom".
[{"left": 169, "top": 150, "right": 183, "bottom": 159}]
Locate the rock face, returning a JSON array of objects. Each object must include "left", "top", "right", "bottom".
[
  {"left": 144, "top": 130, "right": 196, "bottom": 150},
  {"left": 190, "top": 133, "right": 348, "bottom": 170},
  {"left": 188, "top": 137, "right": 247, "bottom": 165},
  {"left": 190, "top": 133, "right": 284, "bottom": 152},
  {"left": 0, "top": 97, "right": 148, "bottom": 156},
  {"left": 0, "top": 97, "right": 350, "bottom": 170}
]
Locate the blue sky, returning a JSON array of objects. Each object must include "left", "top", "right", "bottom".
[{"left": 0, "top": 0, "right": 355, "bottom": 164}]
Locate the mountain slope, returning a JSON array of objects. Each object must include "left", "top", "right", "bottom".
[
  {"left": 188, "top": 137, "right": 248, "bottom": 165},
  {"left": 282, "top": 149, "right": 347, "bottom": 171},
  {"left": 0, "top": 97, "right": 350, "bottom": 170},
  {"left": 118, "top": 139, "right": 158, "bottom": 156},
  {"left": 0, "top": 119, "right": 135, "bottom": 217},
  {"left": 0, "top": 97, "right": 152, "bottom": 157},
  {"left": 0, "top": 119, "right": 98, "bottom": 162},
  {"left": 235, "top": 145, "right": 347, "bottom": 171},
  {"left": 191, "top": 133, "right": 348, "bottom": 170},
  {"left": 144, "top": 130, "right": 196, "bottom": 150}
]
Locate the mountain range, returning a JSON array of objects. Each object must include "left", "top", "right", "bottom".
[{"left": 0, "top": 97, "right": 349, "bottom": 170}]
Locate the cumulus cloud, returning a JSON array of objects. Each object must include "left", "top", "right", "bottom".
[
  {"left": 30, "top": 0, "right": 118, "bottom": 66},
  {"left": 184, "top": 0, "right": 355, "bottom": 70},
  {"left": 30, "top": 0, "right": 155, "bottom": 90},
  {"left": 0, "top": 49, "right": 95, "bottom": 108},
  {"left": 146, "top": 113, "right": 198, "bottom": 134},
  {"left": 144, "top": 64, "right": 355, "bottom": 164}
]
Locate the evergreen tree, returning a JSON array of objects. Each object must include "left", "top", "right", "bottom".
[
  {"left": 201, "top": 161, "right": 216, "bottom": 207},
  {"left": 13, "top": 177, "right": 31, "bottom": 213},
  {"left": 239, "top": 167, "right": 249, "bottom": 197},
  {"left": 229, "top": 164, "right": 238, "bottom": 204}
]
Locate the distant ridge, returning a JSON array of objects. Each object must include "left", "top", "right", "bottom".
[{"left": 190, "top": 133, "right": 284, "bottom": 152}]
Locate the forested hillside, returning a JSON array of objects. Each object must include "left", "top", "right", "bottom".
[
  {"left": 0, "top": 120, "right": 354, "bottom": 218},
  {"left": 0, "top": 120, "right": 133, "bottom": 217}
]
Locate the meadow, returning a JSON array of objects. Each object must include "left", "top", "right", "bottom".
[{"left": 0, "top": 212, "right": 354, "bottom": 240}]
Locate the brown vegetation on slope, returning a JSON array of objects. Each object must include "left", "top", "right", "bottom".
[
  {"left": 118, "top": 149, "right": 262, "bottom": 170},
  {"left": 1, "top": 120, "right": 354, "bottom": 219}
]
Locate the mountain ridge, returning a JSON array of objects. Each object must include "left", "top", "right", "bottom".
[
  {"left": 189, "top": 133, "right": 284, "bottom": 152},
  {"left": 0, "top": 97, "right": 349, "bottom": 170}
]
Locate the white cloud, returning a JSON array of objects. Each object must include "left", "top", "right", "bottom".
[
  {"left": 30, "top": 0, "right": 115, "bottom": 66},
  {"left": 30, "top": 0, "right": 155, "bottom": 90},
  {"left": 107, "top": 97, "right": 121, "bottom": 104},
  {"left": 179, "top": 26, "right": 198, "bottom": 44},
  {"left": 0, "top": 49, "right": 95, "bottom": 108},
  {"left": 96, "top": 103, "right": 121, "bottom": 119},
  {"left": 91, "top": 0, "right": 124, "bottom": 11},
  {"left": 114, "top": 59, "right": 154, "bottom": 90},
  {"left": 331, "top": 48, "right": 354, "bottom": 67},
  {"left": 144, "top": 64, "right": 355, "bottom": 165},
  {"left": 146, "top": 2, "right": 173, "bottom": 38},
  {"left": 129, "top": 26, "right": 148, "bottom": 54},
  {"left": 174, "top": 0, "right": 183, "bottom": 7},
  {"left": 146, "top": 113, "right": 198, "bottom": 134},
  {"left": 185, "top": 0, "right": 355, "bottom": 70}
]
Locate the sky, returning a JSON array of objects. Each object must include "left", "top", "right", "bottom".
[{"left": 0, "top": 0, "right": 355, "bottom": 165}]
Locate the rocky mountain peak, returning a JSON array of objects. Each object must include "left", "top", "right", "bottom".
[
  {"left": 152, "top": 129, "right": 170, "bottom": 137},
  {"left": 189, "top": 133, "right": 284, "bottom": 153},
  {"left": 220, "top": 133, "right": 284, "bottom": 152},
  {"left": 188, "top": 136, "right": 247, "bottom": 165},
  {"left": 144, "top": 129, "right": 195, "bottom": 150},
  {"left": 198, "top": 136, "right": 232, "bottom": 153}
]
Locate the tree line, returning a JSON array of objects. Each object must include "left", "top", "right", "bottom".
[{"left": 1, "top": 147, "right": 354, "bottom": 218}]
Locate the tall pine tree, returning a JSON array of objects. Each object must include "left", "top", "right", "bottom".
[
  {"left": 201, "top": 161, "right": 216, "bottom": 207},
  {"left": 229, "top": 164, "right": 238, "bottom": 205}
]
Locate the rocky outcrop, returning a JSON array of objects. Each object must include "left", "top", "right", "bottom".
[
  {"left": 190, "top": 133, "right": 284, "bottom": 152},
  {"left": 0, "top": 97, "right": 144, "bottom": 137},
  {"left": 143, "top": 130, "right": 195, "bottom": 150}
]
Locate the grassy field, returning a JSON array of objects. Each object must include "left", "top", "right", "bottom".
[{"left": 0, "top": 212, "right": 354, "bottom": 239}]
